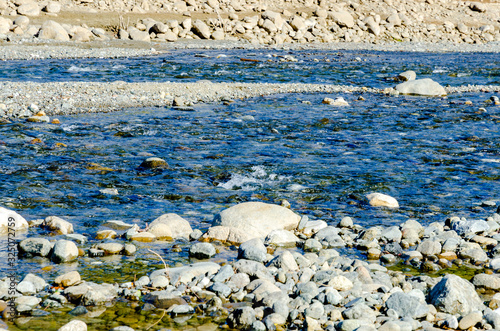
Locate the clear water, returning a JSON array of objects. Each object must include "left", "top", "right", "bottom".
[
  {"left": 0, "top": 49, "right": 498, "bottom": 87},
  {"left": 0, "top": 49, "right": 499, "bottom": 283}
]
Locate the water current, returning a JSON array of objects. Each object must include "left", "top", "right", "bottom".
[{"left": 0, "top": 49, "right": 499, "bottom": 285}]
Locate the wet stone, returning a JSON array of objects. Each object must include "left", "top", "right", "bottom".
[{"left": 189, "top": 242, "right": 216, "bottom": 259}]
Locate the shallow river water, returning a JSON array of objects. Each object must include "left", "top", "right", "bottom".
[{"left": 0, "top": 49, "right": 499, "bottom": 330}]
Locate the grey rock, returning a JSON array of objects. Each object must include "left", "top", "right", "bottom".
[
  {"left": 264, "top": 229, "right": 300, "bottom": 246},
  {"left": 381, "top": 226, "right": 402, "bottom": 242},
  {"left": 19, "top": 238, "right": 52, "bottom": 257},
  {"left": 51, "top": 240, "right": 79, "bottom": 263},
  {"left": 471, "top": 273, "right": 500, "bottom": 291},
  {"left": 297, "top": 215, "right": 309, "bottom": 230},
  {"left": 339, "top": 217, "right": 354, "bottom": 228},
  {"left": 416, "top": 239, "right": 441, "bottom": 256},
  {"left": 485, "top": 311, "right": 500, "bottom": 329},
  {"left": 38, "top": 20, "right": 70, "bottom": 41},
  {"left": 305, "top": 301, "right": 324, "bottom": 319},
  {"left": 212, "top": 264, "right": 234, "bottom": 283},
  {"left": 267, "top": 250, "right": 299, "bottom": 272},
  {"left": 445, "top": 315, "right": 459, "bottom": 329},
  {"left": 263, "top": 312, "right": 287, "bottom": 329},
  {"left": 228, "top": 306, "right": 256, "bottom": 328},
  {"left": 397, "top": 70, "right": 416, "bottom": 81},
  {"left": 304, "top": 238, "right": 322, "bottom": 252},
  {"left": 109, "top": 327, "right": 135, "bottom": 331},
  {"left": 189, "top": 242, "right": 216, "bottom": 259},
  {"left": 238, "top": 238, "right": 267, "bottom": 262},
  {"left": 395, "top": 79, "right": 447, "bottom": 96},
  {"left": 428, "top": 274, "right": 484, "bottom": 315},
  {"left": 342, "top": 302, "right": 377, "bottom": 322},
  {"left": 251, "top": 320, "right": 266, "bottom": 331},
  {"left": 192, "top": 19, "right": 211, "bottom": 39},
  {"left": 81, "top": 283, "right": 117, "bottom": 305},
  {"left": 170, "top": 304, "right": 194, "bottom": 315},
  {"left": 452, "top": 219, "right": 489, "bottom": 236},
  {"left": 69, "top": 305, "right": 88, "bottom": 316},
  {"left": 233, "top": 259, "right": 273, "bottom": 281},
  {"left": 385, "top": 291, "right": 420, "bottom": 318},
  {"left": 209, "top": 282, "right": 232, "bottom": 298},
  {"left": 168, "top": 262, "right": 221, "bottom": 284},
  {"left": 143, "top": 290, "right": 187, "bottom": 309},
  {"left": 213, "top": 202, "right": 300, "bottom": 240}
]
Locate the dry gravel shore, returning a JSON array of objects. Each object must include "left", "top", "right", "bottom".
[{"left": 0, "top": 38, "right": 499, "bottom": 119}]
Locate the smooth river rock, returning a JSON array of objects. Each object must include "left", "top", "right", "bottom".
[
  {"left": 44, "top": 216, "right": 74, "bottom": 234},
  {"left": 366, "top": 193, "right": 399, "bottom": 208},
  {"left": 0, "top": 206, "right": 29, "bottom": 234},
  {"left": 211, "top": 202, "right": 301, "bottom": 241},
  {"left": 51, "top": 240, "right": 79, "bottom": 263},
  {"left": 395, "top": 78, "right": 447, "bottom": 96},
  {"left": 147, "top": 213, "right": 193, "bottom": 239}
]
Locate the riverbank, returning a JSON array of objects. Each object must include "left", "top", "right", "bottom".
[
  {"left": 3, "top": 200, "right": 500, "bottom": 331},
  {"left": 0, "top": 0, "right": 499, "bottom": 47},
  {"left": 1, "top": 79, "right": 499, "bottom": 120},
  {"left": 0, "top": 40, "right": 500, "bottom": 61}
]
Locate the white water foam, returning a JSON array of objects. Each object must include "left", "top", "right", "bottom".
[
  {"left": 67, "top": 65, "right": 95, "bottom": 73},
  {"left": 218, "top": 165, "right": 289, "bottom": 191}
]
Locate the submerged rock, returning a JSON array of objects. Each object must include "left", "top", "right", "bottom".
[
  {"left": 366, "top": 192, "right": 399, "bottom": 208},
  {"left": 139, "top": 157, "right": 168, "bottom": 169}
]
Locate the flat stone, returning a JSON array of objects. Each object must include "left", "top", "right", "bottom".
[
  {"left": 168, "top": 262, "right": 221, "bottom": 285},
  {"left": 264, "top": 229, "right": 300, "bottom": 246},
  {"left": 458, "top": 311, "right": 482, "bottom": 330},
  {"left": 96, "top": 242, "right": 124, "bottom": 255},
  {"left": 55, "top": 271, "right": 81, "bottom": 287}
]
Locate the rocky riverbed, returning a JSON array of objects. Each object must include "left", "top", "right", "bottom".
[
  {"left": 3, "top": 198, "right": 500, "bottom": 331},
  {"left": 0, "top": 0, "right": 499, "bottom": 46}
]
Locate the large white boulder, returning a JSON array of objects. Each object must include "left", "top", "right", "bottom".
[
  {"left": 395, "top": 78, "right": 447, "bottom": 96},
  {"left": 429, "top": 274, "right": 484, "bottom": 315},
  {"left": 211, "top": 202, "right": 301, "bottom": 241},
  {"left": 37, "top": 20, "right": 70, "bottom": 41}
]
